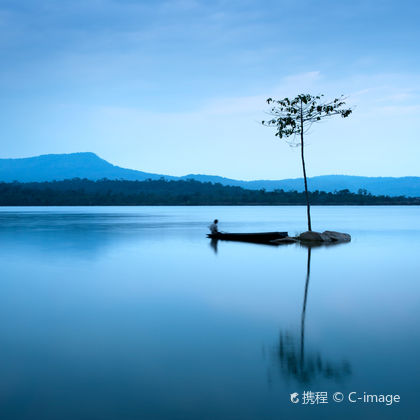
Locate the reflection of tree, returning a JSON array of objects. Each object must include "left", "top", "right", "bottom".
[{"left": 272, "top": 247, "right": 351, "bottom": 384}]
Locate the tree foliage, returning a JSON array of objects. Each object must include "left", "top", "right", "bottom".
[
  {"left": 262, "top": 94, "right": 352, "bottom": 143},
  {"left": 0, "top": 179, "right": 417, "bottom": 206}
]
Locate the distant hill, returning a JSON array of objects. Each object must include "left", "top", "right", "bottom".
[
  {"left": 0, "top": 152, "right": 176, "bottom": 183},
  {"left": 181, "top": 174, "right": 420, "bottom": 197},
  {"left": 1, "top": 152, "right": 419, "bottom": 197}
]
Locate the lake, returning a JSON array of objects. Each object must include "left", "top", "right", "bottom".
[{"left": 0, "top": 206, "right": 418, "bottom": 420}]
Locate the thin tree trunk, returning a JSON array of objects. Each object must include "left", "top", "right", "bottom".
[{"left": 300, "top": 101, "right": 312, "bottom": 231}]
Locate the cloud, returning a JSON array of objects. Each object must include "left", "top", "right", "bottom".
[{"left": 185, "top": 72, "right": 324, "bottom": 116}]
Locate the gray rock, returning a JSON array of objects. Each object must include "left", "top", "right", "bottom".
[
  {"left": 322, "top": 231, "right": 351, "bottom": 242},
  {"left": 298, "top": 231, "right": 325, "bottom": 242},
  {"left": 298, "top": 230, "right": 351, "bottom": 243}
]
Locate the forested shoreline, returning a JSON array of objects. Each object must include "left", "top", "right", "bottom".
[{"left": 0, "top": 178, "right": 419, "bottom": 206}]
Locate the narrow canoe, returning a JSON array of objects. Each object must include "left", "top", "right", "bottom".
[{"left": 207, "top": 231, "right": 288, "bottom": 244}]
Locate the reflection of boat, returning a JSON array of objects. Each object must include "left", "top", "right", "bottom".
[{"left": 207, "top": 231, "right": 288, "bottom": 244}]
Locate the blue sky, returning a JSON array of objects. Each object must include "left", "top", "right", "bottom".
[{"left": 1, "top": 0, "right": 419, "bottom": 179}]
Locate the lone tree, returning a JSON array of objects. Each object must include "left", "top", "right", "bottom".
[{"left": 262, "top": 94, "right": 352, "bottom": 231}]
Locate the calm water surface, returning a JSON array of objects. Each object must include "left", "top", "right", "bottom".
[{"left": 0, "top": 206, "right": 419, "bottom": 420}]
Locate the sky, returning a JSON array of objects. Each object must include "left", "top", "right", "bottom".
[{"left": 0, "top": 0, "right": 419, "bottom": 180}]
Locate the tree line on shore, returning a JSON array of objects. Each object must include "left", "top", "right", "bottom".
[{"left": 0, "top": 178, "right": 418, "bottom": 206}]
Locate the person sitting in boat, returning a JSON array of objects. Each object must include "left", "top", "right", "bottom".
[{"left": 209, "top": 219, "right": 219, "bottom": 234}]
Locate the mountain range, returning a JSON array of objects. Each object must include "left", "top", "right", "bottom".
[{"left": 0, "top": 152, "right": 419, "bottom": 197}]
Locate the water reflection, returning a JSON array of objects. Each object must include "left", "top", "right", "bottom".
[
  {"left": 210, "top": 238, "right": 218, "bottom": 254},
  {"left": 272, "top": 246, "right": 352, "bottom": 384}
]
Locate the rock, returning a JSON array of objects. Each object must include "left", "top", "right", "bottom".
[
  {"left": 321, "top": 231, "right": 351, "bottom": 242},
  {"left": 298, "top": 230, "right": 351, "bottom": 243},
  {"left": 298, "top": 231, "right": 325, "bottom": 242}
]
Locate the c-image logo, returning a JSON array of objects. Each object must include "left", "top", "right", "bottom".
[{"left": 290, "top": 393, "right": 299, "bottom": 404}]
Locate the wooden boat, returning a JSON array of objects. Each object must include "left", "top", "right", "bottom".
[{"left": 207, "top": 231, "right": 288, "bottom": 244}]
